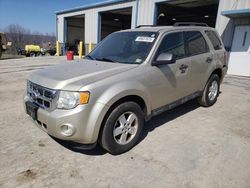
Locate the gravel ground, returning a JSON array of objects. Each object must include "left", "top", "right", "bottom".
[{"left": 0, "top": 56, "right": 250, "bottom": 188}]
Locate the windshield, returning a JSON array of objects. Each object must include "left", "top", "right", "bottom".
[{"left": 85, "top": 31, "right": 158, "bottom": 64}]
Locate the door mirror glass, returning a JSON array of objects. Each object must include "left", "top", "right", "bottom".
[{"left": 154, "top": 53, "right": 176, "bottom": 65}]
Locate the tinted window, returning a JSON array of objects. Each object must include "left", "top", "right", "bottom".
[
  {"left": 205, "top": 30, "right": 223, "bottom": 50},
  {"left": 156, "top": 32, "right": 185, "bottom": 60},
  {"left": 185, "top": 31, "right": 209, "bottom": 56}
]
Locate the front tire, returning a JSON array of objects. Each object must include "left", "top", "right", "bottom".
[
  {"left": 100, "top": 102, "right": 144, "bottom": 155},
  {"left": 198, "top": 74, "right": 220, "bottom": 107}
]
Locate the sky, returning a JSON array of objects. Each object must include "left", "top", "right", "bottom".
[{"left": 0, "top": 0, "right": 107, "bottom": 35}]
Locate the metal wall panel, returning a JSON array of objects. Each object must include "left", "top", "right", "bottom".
[
  {"left": 216, "top": 0, "right": 250, "bottom": 35},
  {"left": 57, "top": 1, "right": 136, "bottom": 44},
  {"left": 57, "top": 16, "right": 65, "bottom": 43},
  {"left": 137, "top": 0, "right": 174, "bottom": 26},
  {"left": 57, "top": 0, "right": 250, "bottom": 47},
  {"left": 216, "top": 0, "right": 250, "bottom": 48}
]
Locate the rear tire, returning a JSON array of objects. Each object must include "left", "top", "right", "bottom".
[
  {"left": 99, "top": 102, "right": 144, "bottom": 155},
  {"left": 198, "top": 74, "right": 220, "bottom": 107},
  {"left": 30, "top": 52, "right": 35, "bottom": 57}
]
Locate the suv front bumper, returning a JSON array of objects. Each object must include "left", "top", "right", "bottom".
[{"left": 24, "top": 95, "right": 107, "bottom": 144}]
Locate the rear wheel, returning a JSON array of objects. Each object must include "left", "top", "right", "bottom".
[
  {"left": 198, "top": 74, "right": 220, "bottom": 107},
  {"left": 30, "top": 52, "right": 35, "bottom": 57},
  {"left": 99, "top": 102, "right": 144, "bottom": 155}
]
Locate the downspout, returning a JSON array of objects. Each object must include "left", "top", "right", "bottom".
[
  {"left": 56, "top": 16, "right": 58, "bottom": 41},
  {"left": 63, "top": 17, "right": 67, "bottom": 55},
  {"left": 135, "top": 0, "right": 139, "bottom": 28}
]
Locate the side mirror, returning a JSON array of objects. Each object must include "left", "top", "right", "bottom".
[{"left": 153, "top": 53, "right": 176, "bottom": 66}]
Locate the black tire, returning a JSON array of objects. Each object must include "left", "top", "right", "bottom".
[
  {"left": 99, "top": 102, "right": 144, "bottom": 155},
  {"left": 30, "top": 52, "right": 35, "bottom": 57},
  {"left": 198, "top": 74, "right": 220, "bottom": 107}
]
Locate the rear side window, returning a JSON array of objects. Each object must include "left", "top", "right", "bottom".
[
  {"left": 185, "top": 31, "right": 209, "bottom": 56},
  {"left": 156, "top": 32, "right": 185, "bottom": 60},
  {"left": 205, "top": 30, "right": 223, "bottom": 50}
]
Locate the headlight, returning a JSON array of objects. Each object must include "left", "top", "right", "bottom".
[{"left": 57, "top": 91, "right": 90, "bottom": 109}]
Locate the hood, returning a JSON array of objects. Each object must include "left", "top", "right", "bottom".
[{"left": 28, "top": 59, "right": 138, "bottom": 91}]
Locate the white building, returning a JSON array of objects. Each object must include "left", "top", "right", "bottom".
[{"left": 56, "top": 0, "right": 250, "bottom": 76}]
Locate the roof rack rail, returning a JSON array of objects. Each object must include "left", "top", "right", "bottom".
[
  {"left": 174, "top": 22, "right": 208, "bottom": 27},
  {"left": 136, "top": 25, "right": 156, "bottom": 28}
]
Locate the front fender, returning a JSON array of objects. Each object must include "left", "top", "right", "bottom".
[
  {"left": 87, "top": 81, "right": 151, "bottom": 143},
  {"left": 97, "top": 81, "right": 151, "bottom": 115}
]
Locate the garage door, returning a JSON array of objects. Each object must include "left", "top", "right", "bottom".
[{"left": 228, "top": 25, "right": 250, "bottom": 76}]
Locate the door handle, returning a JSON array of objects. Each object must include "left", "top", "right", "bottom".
[
  {"left": 179, "top": 64, "right": 188, "bottom": 70},
  {"left": 206, "top": 57, "right": 213, "bottom": 63},
  {"left": 179, "top": 64, "right": 188, "bottom": 73}
]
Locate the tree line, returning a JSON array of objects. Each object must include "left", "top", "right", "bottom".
[{"left": 2, "top": 24, "right": 56, "bottom": 54}]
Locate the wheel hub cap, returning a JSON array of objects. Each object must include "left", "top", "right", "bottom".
[
  {"left": 113, "top": 112, "right": 138, "bottom": 145},
  {"left": 208, "top": 80, "right": 218, "bottom": 101}
]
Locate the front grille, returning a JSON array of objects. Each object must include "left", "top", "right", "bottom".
[{"left": 27, "top": 81, "right": 58, "bottom": 111}]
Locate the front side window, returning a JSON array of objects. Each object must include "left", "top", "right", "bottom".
[
  {"left": 205, "top": 30, "right": 223, "bottom": 50},
  {"left": 155, "top": 32, "right": 185, "bottom": 60},
  {"left": 85, "top": 31, "right": 158, "bottom": 64},
  {"left": 185, "top": 31, "right": 209, "bottom": 56}
]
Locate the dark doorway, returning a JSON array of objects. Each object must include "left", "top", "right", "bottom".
[
  {"left": 100, "top": 7, "right": 132, "bottom": 40},
  {"left": 66, "top": 15, "right": 85, "bottom": 55},
  {"left": 156, "top": 0, "right": 219, "bottom": 27}
]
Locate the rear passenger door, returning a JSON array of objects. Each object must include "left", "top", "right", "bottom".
[{"left": 184, "top": 31, "right": 211, "bottom": 92}]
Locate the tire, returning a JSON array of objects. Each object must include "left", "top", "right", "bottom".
[
  {"left": 198, "top": 74, "right": 220, "bottom": 107},
  {"left": 99, "top": 102, "right": 144, "bottom": 155},
  {"left": 30, "top": 52, "right": 35, "bottom": 57}
]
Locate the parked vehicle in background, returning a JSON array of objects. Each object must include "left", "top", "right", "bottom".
[
  {"left": 25, "top": 45, "right": 41, "bottom": 57},
  {"left": 24, "top": 23, "right": 228, "bottom": 154},
  {"left": 17, "top": 48, "right": 26, "bottom": 56},
  {"left": 41, "top": 48, "right": 47, "bottom": 56},
  {"left": 0, "top": 32, "right": 12, "bottom": 58},
  {"left": 47, "top": 48, "right": 56, "bottom": 56}
]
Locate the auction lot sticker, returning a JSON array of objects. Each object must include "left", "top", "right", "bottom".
[{"left": 135, "top": 36, "right": 155, "bottom": 42}]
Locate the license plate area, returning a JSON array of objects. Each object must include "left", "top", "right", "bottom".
[{"left": 26, "top": 101, "right": 38, "bottom": 120}]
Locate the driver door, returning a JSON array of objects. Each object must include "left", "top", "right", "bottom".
[{"left": 148, "top": 31, "right": 192, "bottom": 110}]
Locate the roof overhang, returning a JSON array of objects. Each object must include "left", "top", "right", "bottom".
[
  {"left": 221, "top": 8, "right": 250, "bottom": 18},
  {"left": 55, "top": 0, "right": 135, "bottom": 15}
]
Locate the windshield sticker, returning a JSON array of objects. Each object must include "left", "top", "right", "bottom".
[
  {"left": 135, "top": 36, "right": 155, "bottom": 43},
  {"left": 135, "top": 58, "right": 142, "bottom": 63}
]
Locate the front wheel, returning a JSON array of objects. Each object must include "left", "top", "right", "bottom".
[
  {"left": 198, "top": 74, "right": 220, "bottom": 107},
  {"left": 99, "top": 102, "right": 144, "bottom": 155}
]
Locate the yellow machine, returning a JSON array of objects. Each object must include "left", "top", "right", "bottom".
[{"left": 25, "top": 45, "right": 41, "bottom": 57}]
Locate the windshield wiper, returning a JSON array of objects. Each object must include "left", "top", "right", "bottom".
[{"left": 95, "top": 57, "right": 116, "bottom": 63}]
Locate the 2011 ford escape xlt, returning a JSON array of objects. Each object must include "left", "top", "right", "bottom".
[{"left": 24, "top": 23, "right": 228, "bottom": 154}]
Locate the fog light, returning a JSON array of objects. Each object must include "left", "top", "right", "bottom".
[{"left": 60, "top": 124, "right": 75, "bottom": 137}]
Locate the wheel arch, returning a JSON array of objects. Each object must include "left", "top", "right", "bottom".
[
  {"left": 86, "top": 82, "right": 152, "bottom": 144},
  {"left": 211, "top": 68, "right": 222, "bottom": 82},
  {"left": 97, "top": 94, "right": 148, "bottom": 144}
]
